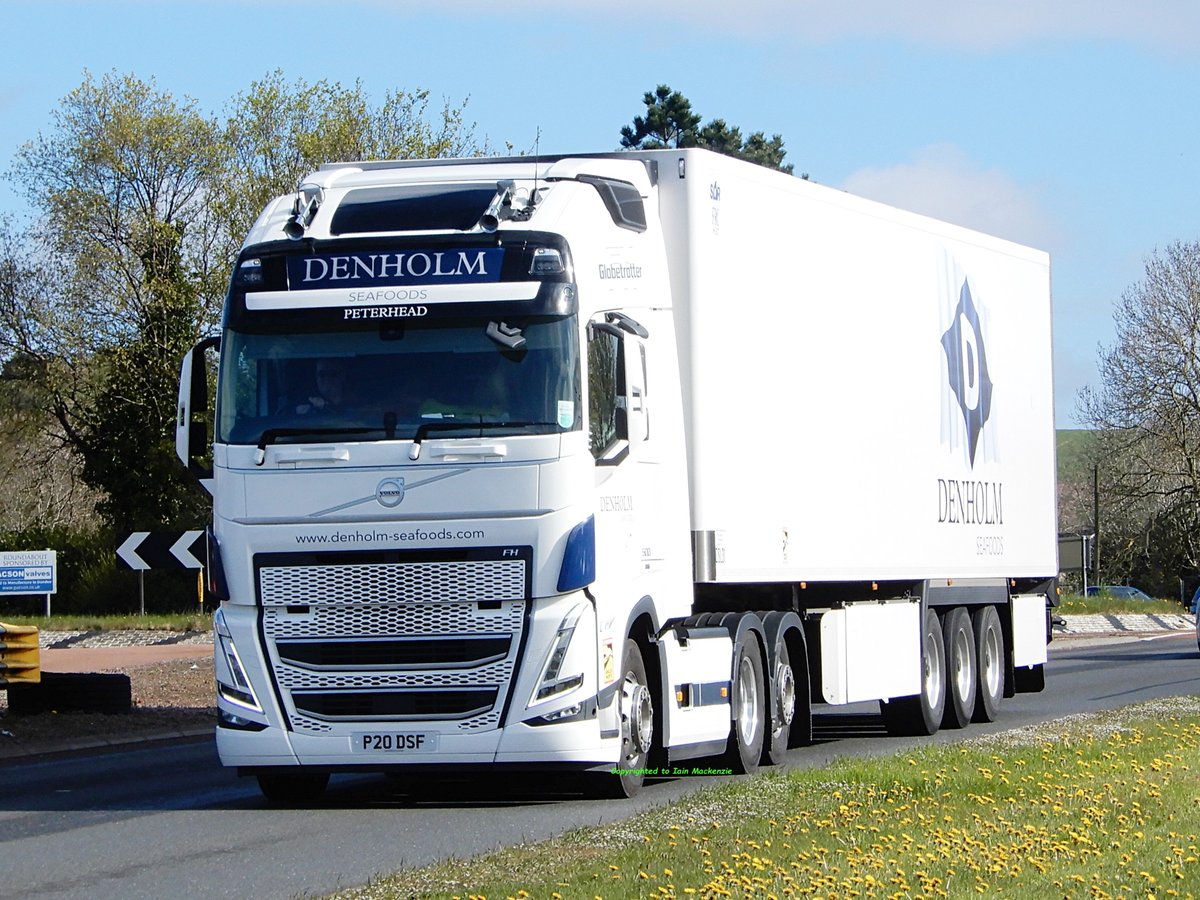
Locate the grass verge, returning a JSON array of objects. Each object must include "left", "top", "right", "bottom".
[
  {"left": 332, "top": 697, "right": 1200, "bottom": 899},
  {"left": 1056, "top": 594, "right": 1188, "bottom": 617},
  {"left": 0, "top": 613, "right": 210, "bottom": 632}
]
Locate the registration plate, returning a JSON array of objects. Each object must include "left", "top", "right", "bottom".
[{"left": 352, "top": 732, "right": 439, "bottom": 753}]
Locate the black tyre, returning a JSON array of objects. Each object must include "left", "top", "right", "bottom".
[
  {"left": 881, "top": 607, "right": 946, "bottom": 737},
  {"left": 588, "top": 639, "right": 654, "bottom": 799},
  {"left": 941, "top": 607, "right": 977, "bottom": 730},
  {"left": 759, "top": 611, "right": 808, "bottom": 764},
  {"left": 762, "top": 637, "right": 795, "bottom": 766},
  {"left": 971, "top": 605, "right": 1004, "bottom": 722},
  {"left": 721, "top": 626, "right": 766, "bottom": 774},
  {"left": 256, "top": 772, "right": 330, "bottom": 805}
]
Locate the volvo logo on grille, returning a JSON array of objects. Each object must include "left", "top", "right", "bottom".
[{"left": 375, "top": 478, "right": 405, "bottom": 507}]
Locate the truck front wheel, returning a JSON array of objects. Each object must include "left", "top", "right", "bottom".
[{"left": 588, "top": 639, "right": 654, "bottom": 799}]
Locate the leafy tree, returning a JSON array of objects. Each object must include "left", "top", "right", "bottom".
[
  {"left": 0, "top": 349, "right": 100, "bottom": 531},
  {"left": 0, "top": 70, "right": 484, "bottom": 534},
  {"left": 1078, "top": 241, "right": 1200, "bottom": 592},
  {"left": 214, "top": 70, "right": 482, "bottom": 275},
  {"left": 2, "top": 71, "right": 223, "bottom": 533},
  {"left": 620, "top": 84, "right": 797, "bottom": 175}
]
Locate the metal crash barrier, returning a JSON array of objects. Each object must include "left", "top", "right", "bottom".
[{"left": 0, "top": 622, "right": 40, "bottom": 686}]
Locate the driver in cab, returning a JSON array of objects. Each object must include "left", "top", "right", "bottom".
[{"left": 296, "top": 359, "right": 352, "bottom": 415}]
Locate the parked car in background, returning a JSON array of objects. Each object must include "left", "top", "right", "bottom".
[
  {"left": 1085, "top": 585, "right": 1155, "bottom": 602},
  {"left": 1190, "top": 585, "right": 1200, "bottom": 616}
]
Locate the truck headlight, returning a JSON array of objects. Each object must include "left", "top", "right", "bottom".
[
  {"left": 532, "top": 603, "right": 587, "bottom": 703},
  {"left": 214, "top": 608, "right": 263, "bottom": 713}
]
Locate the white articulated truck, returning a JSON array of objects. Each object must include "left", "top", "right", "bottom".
[{"left": 176, "top": 148, "right": 1056, "bottom": 803}]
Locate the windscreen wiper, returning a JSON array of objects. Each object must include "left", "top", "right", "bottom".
[
  {"left": 255, "top": 427, "right": 376, "bottom": 465},
  {"left": 408, "top": 420, "right": 554, "bottom": 460}
]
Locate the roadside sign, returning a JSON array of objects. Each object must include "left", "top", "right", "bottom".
[
  {"left": 0, "top": 550, "right": 57, "bottom": 617},
  {"left": 115, "top": 531, "right": 206, "bottom": 615},
  {"left": 0, "top": 550, "right": 57, "bottom": 595},
  {"left": 116, "top": 531, "right": 206, "bottom": 570}
]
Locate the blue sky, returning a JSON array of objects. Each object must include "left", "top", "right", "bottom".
[{"left": 5, "top": 1, "right": 1200, "bottom": 426}]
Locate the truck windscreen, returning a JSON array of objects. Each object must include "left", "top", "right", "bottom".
[{"left": 215, "top": 315, "right": 581, "bottom": 446}]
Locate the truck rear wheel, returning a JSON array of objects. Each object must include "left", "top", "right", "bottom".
[
  {"left": 881, "top": 607, "right": 946, "bottom": 737},
  {"left": 721, "top": 625, "right": 766, "bottom": 774},
  {"left": 760, "top": 611, "right": 808, "bottom": 764},
  {"left": 256, "top": 772, "right": 330, "bottom": 805},
  {"left": 971, "top": 605, "right": 1004, "bottom": 722},
  {"left": 941, "top": 607, "right": 977, "bottom": 729},
  {"left": 762, "top": 638, "right": 795, "bottom": 766}
]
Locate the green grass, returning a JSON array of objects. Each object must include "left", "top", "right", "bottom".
[
  {"left": 1057, "top": 592, "right": 1188, "bottom": 616},
  {"left": 331, "top": 698, "right": 1200, "bottom": 899},
  {"left": 0, "top": 613, "right": 210, "bottom": 632}
]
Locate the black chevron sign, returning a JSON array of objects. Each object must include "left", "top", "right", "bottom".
[{"left": 116, "top": 531, "right": 206, "bottom": 571}]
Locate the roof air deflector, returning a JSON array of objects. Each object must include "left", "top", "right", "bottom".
[
  {"left": 577, "top": 175, "right": 647, "bottom": 232},
  {"left": 329, "top": 184, "right": 500, "bottom": 234}
]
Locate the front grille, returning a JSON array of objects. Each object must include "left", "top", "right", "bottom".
[
  {"left": 292, "top": 688, "right": 498, "bottom": 720},
  {"left": 276, "top": 636, "right": 511, "bottom": 669},
  {"left": 259, "top": 559, "right": 525, "bottom": 605},
  {"left": 256, "top": 548, "right": 530, "bottom": 735}
]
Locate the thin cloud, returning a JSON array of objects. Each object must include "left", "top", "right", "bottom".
[
  {"left": 840, "top": 144, "right": 1060, "bottom": 251},
  {"left": 433, "top": 0, "right": 1200, "bottom": 52}
]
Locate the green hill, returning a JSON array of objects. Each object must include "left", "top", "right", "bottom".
[{"left": 1057, "top": 428, "right": 1096, "bottom": 483}]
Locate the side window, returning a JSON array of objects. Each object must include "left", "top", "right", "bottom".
[{"left": 588, "top": 327, "right": 622, "bottom": 459}]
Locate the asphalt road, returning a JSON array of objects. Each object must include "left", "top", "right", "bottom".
[{"left": 0, "top": 631, "right": 1196, "bottom": 900}]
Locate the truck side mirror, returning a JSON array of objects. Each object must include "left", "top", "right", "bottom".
[{"left": 176, "top": 335, "right": 219, "bottom": 489}]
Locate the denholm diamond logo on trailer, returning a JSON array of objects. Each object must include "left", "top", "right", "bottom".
[{"left": 940, "top": 280, "right": 993, "bottom": 467}]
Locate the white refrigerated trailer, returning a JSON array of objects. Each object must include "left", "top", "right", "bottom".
[{"left": 177, "top": 148, "right": 1056, "bottom": 802}]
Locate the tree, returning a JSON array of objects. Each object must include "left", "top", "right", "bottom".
[
  {"left": 1078, "top": 241, "right": 1200, "bottom": 592},
  {"left": 619, "top": 85, "right": 702, "bottom": 150},
  {"left": 619, "top": 84, "right": 797, "bottom": 175},
  {"left": 2, "top": 71, "right": 224, "bottom": 533},
  {"left": 0, "top": 349, "right": 100, "bottom": 531},
  {"left": 214, "top": 70, "right": 482, "bottom": 273},
  {"left": 0, "top": 70, "right": 485, "bottom": 534}
]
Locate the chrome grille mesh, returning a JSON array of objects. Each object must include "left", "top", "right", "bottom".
[
  {"left": 257, "top": 556, "right": 528, "bottom": 735},
  {"left": 263, "top": 600, "right": 524, "bottom": 639},
  {"left": 260, "top": 560, "right": 525, "bottom": 606}
]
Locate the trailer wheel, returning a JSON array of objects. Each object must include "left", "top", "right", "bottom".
[
  {"left": 941, "top": 607, "right": 977, "bottom": 730},
  {"left": 256, "top": 772, "right": 330, "bottom": 805},
  {"left": 721, "top": 629, "right": 766, "bottom": 774},
  {"left": 881, "top": 607, "right": 946, "bottom": 737},
  {"left": 588, "top": 639, "right": 653, "bottom": 799},
  {"left": 971, "top": 605, "right": 1004, "bottom": 722}
]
